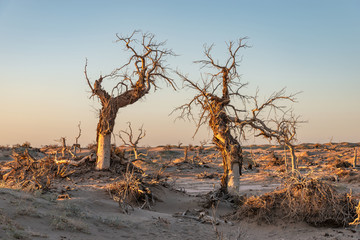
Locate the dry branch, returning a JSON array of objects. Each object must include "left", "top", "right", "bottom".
[
  {"left": 2, "top": 149, "right": 73, "bottom": 191},
  {"left": 54, "top": 154, "right": 95, "bottom": 166},
  {"left": 118, "top": 122, "right": 147, "bottom": 161}
]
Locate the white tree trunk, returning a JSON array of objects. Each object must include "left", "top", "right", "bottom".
[
  {"left": 227, "top": 163, "right": 240, "bottom": 195},
  {"left": 96, "top": 133, "right": 111, "bottom": 170},
  {"left": 289, "top": 145, "right": 297, "bottom": 172}
]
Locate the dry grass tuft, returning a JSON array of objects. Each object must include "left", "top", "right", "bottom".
[
  {"left": 107, "top": 166, "right": 154, "bottom": 211},
  {"left": 1, "top": 149, "right": 73, "bottom": 191},
  {"left": 231, "top": 175, "right": 358, "bottom": 227}
]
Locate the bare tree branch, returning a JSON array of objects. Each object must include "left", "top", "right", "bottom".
[{"left": 118, "top": 122, "right": 147, "bottom": 161}]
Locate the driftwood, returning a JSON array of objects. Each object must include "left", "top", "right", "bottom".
[
  {"left": 54, "top": 154, "right": 96, "bottom": 166},
  {"left": 173, "top": 210, "right": 233, "bottom": 225}
]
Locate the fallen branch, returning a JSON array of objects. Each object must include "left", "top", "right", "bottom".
[
  {"left": 54, "top": 154, "right": 95, "bottom": 166},
  {"left": 172, "top": 210, "right": 232, "bottom": 225}
]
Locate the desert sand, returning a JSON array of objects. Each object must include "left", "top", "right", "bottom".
[{"left": 0, "top": 142, "right": 360, "bottom": 240}]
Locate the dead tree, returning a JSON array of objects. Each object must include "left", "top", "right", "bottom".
[
  {"left": 175, "top": 40, "right": 298, "bottom": 194},
  {"left": 54, "top": 137, "right": 76, "bottom": 160},
  {"left": 54, "top": 137, "right": 67, "bottom": 158},
  {"left": 73, "top": 121, "right": 82, "bottom": 155},
  {"left": 175, "top": 39, "right": 248, "bottom": 194},
  {"left": 85, "top": 31, "right": 175, "bottom": 170},
  {"left": 118, "top": 122, "right": 147, "bottom": 161},
  {"left": 272, "top": 113, "right": 301, "bottom": 172}
]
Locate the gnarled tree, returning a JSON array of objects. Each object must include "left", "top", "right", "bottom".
[
  {"left": 175, "top": 39, "right": 298, "bottom": 195},
  {"left": 85, "top": 31, "right": 175, "bottom": 170},
  {"left": 175, "top": 40, "right": 248, "bottom": 195}
]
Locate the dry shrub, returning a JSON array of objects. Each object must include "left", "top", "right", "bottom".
[
  {"left": 107, "top": 167, "right": 154, "bottom": 210},
  {"left": 329, "top": 159, "right": 354, "bottom": 179},
  {"left": 231, "top": 176, "right": 358, "bottom": 227},
  {"left": 333, "top": 159, "right": 352, "bottom": 169},
  {"left": 350, "top": 201, "right": 360, "bottom": 226},
  {"left": 1, "top": 149, "right": 72, "bottom": 191},
  {"left": 301, "top": 156, "right": 316, "bottom": 166},
  {"left": 112, "top": 147, "right": 126, "bottom": 160},
  {"left": 333, "top": 168, "right": 354, "bottom": 178},
  {"left": 266, "top": 151, "right": 284, "bottom": 167}
]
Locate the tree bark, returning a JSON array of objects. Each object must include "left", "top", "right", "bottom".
[
  {"left": 287, "top": 144, "right": 297, "bottom": 172},
  {"left": 215, "top": 134, "right": 242, "bottom": 195},
  {"left": 95, "top": 101, "right": 118, "bottom": 170},
  {"left": 96, "top": 133, "right": 111, "bottom": 170},
  {"left": 210, "top": 102, "right": 242, "bottom": 194}
]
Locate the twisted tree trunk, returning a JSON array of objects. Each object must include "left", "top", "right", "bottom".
[
  {"left": 214, "top": 133, "right": 242, "bottom": 195},
  {"left": 85, "top": 31, "right": 175, "bottom": 170},
  {"left": 210, "top": 100, "right": 242, "bottom": 194},
  {"left": 95, "top": 100, "right": 119, "bottom": 170}
]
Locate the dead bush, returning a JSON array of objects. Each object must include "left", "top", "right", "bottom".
[
  {"left": 266, "top": 151, "right": 284, "bottom": 167},
  {"left": 107, "top": 167, "right": 154, "bottom": 211},
  {"left": 231, "top": 176, "right": 358, "bottom": 227},
  {"left": 333, "top": 168, "right": 354, "bottom": 178},
  {"left": 112, "top": 147, "right": 126, "bottom": 160},
  {"left": 1, "top": 149, "right": 72, "bottom": 191},
  {"left": 334, "top": 159, "right": 352, "bottom": 169}
]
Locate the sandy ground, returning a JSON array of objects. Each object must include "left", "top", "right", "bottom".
[{"left": 0, "top": 143, "right": 360, "bottom": 239}]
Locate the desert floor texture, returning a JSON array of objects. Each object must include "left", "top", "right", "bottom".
[{"left": 0, "top": 142, "right": 360, "bottom": 240}]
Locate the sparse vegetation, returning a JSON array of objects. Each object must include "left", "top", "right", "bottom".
[
  {"left": 231, "top": 175, "right": 358, "bottom": 227},
  {"left": 107, "top": 166, "right": 154, "bottom": 210},
  {"left": 1, "top": 142, "right": 360, "bottom": 239},
  {"left": 51, "top": 215, "right": 89, "bottom": 233}
]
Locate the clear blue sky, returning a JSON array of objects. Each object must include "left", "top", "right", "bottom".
[{"left": 0, "top": 0, "right": 359, "bottom": 147}]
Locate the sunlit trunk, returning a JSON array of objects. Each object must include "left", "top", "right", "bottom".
[
  {"left": 96, "top": 133, "right": 111, "bottom": 170},
  {"left": 215, "top": 132, "right": 242, "bottom": 195},
  {"left": 133, "top": 147, "right": 138, "bottom": 160},
  {"left": 287, "top": 144, "right": 297, "bottom": 172},
  {"left": 227, "top": 162, "right": 240, "bottom": 195}
]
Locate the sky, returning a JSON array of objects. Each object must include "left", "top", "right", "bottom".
[{"left": 0, "top": 0, "right": 359, "bottom": 147}]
